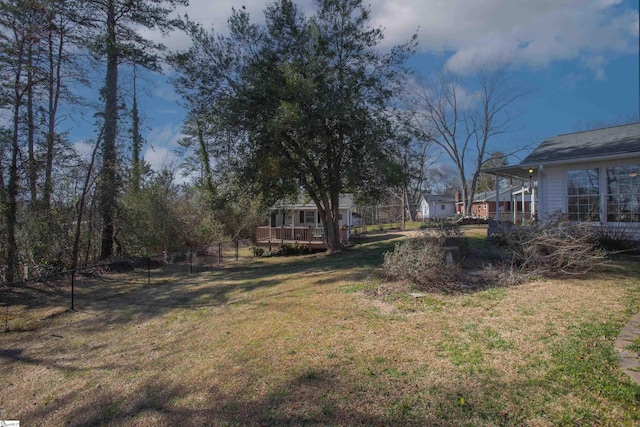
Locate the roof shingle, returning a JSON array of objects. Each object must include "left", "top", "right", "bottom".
[{"left": 522, "top": 122, "right": 640, "bottom": 165}]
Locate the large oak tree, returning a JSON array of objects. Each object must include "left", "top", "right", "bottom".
[{"left": 172, "top": 0, "right": 415, "bottom": 252}]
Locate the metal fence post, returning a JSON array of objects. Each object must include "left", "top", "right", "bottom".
[
  {"left": 235, "top": 239, "right": 239, "bottom": 261},
  {"left": 71, "top": 270, "right": 75, "bottom": 311},
  {"left": 148, "top": 256, "right": 151, "bottom": 286},
  {"left": 218, "top": 242, "right": 222, "bottom": 264}
]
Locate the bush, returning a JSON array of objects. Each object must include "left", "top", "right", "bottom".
[
  {"left": 382, "top": 227, "right": 465, "bottom": 292},
  {"left": 503, "top": 213, "right": 606, "bottom": 277},
  {"left": 248, "top": 246, "right": 265, "bottom": 257},
  {"left": 279, "top": 242, "right": 311, "bottom": 256},
  {"left": 595, "top": 224, "right": 640, "bottom": 253},
  {"left": 430, "top": 225, "right": 469, "bottom": 253}
]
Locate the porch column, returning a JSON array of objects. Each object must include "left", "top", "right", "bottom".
[
  {"left": 531, "top": 186, "right": 536, "bottom": 221},
  {"left": 494, "top": 174, "right": 500, "bottom": 220},
  {"left": 521, "top": 186, "right": 526, "bottom": 222}
]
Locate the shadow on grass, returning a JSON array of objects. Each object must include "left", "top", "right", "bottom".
[
  {"left": 7, "top": 233, "right": 406, "bottom": 331},
  {"left": 21, "top": 366, "right": 436, "bottom": 426},
  {"left": 22, "top": 348, "right": 640, "bottom": 426}
]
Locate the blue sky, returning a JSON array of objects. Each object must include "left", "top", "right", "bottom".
[{"left": 75, "top": 0, "right": 640, "bottom": 172}]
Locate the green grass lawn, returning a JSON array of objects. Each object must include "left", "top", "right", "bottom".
[{"left": 1, "top": 228, "right": 639, "bottom": 426}]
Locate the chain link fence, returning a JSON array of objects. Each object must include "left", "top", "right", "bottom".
[{"left": 1, "top": 239, "right": 256, "bottom": 333}]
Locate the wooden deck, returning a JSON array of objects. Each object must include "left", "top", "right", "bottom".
[{"left": 255, "top": 226, "right": 348, "bottom": 250}]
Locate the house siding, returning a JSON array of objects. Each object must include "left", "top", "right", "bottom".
[
  {"left": 418, "top": 199, "right": 456, "bottom": 220},
  {"left": 541, "top": 165, "right": 566, "bottom": 218},
  {"left": 274, "top": 209, "right": 351, "bottom": 228},
  {"left": 539, "top": 158, "right": 640, "bottom": 238}
]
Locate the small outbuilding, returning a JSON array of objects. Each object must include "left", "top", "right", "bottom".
[{"left": 417, "top": 194, "right": 456, "bottom": 220}]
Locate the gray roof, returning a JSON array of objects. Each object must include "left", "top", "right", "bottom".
[
  {"left": 522, "top": 122, "right": 640, "bottom": 166},
  {"left": 272, "top": 194, "right": 355, "bottom": 210},
  {"left": 472, "top": 185, "right": 525, "bottom": 202},
  {"left": 422, "top": 194, "right": 455, "bottom": 203}
]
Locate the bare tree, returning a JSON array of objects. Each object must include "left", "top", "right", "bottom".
[
  {"left": 413, "top": 65, "right": 526, "bottom": 216},
  {"left": 423, "top": 163, "right": 459, "bottom": 195},
  {"left": 388, "top": 139, "right": 439, "bottom": 222},
  {"left": 476, "top": 150, "right": 508, "bottom": 193},
  {"left": 0, "top": 0, "right": 51, "bottom": 282},
  {"left": 572, "top": 113, "right": 639, "bottom": 132}
]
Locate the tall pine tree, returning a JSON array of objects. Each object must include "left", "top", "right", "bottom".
[{"left": 80, "top": 0, "right": 187, "bottom": 259}]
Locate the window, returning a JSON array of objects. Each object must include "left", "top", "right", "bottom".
[
  {"left": 440, "top": 204, "right": 445, "bottom": 210},
  {"left": 305, "top": 211, "right": 316, "bottom": 224},
  {"left": 606, "top": 165, "right": 640, "bottom": 222},
  {"left": 567, "top": 169, "right": 600, "bottom": 221}
]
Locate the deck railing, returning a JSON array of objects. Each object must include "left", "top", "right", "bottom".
[
  {"left": 255, "top": 226, "right": 351, "bottom": 249},
  {"left": 255, "top": 226, "right": 325, "bottom": 244},
  {"left": 488, "top": 211, "right": 536, "bottom": 223}
]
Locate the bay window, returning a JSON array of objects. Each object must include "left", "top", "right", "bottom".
[
  {"left": 567, "top": 169, "right": 600, "bottom": 221},
  {"left": 606, "top": 165, "right": 640, "bottom": 222}
]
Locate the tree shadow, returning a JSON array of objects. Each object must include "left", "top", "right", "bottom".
[
  {"left": 6, "top": 233, "right": 402, "bottom": 331},
  {"left": 23, "top": 352, "right": 629, "bottom": 426},
  {"left": 21, "top": 366, "right": 438, "bottom": 426}
]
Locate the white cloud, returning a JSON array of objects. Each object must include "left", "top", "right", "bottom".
[
  {"left": 73, "top": 140, "right": 96, "bottom": 162},
  {"left": 153, "top": 82, "right": 181, "bottom": 103},
  {"left": 372, "top": 0, "right": 638, "bottom": 77},
  {"left": 146, "top": 0, "right": 637, "bottom": 80},
  {"left": 142, "top": 122, "right": 184, "bottom": 170},
  {"left": 146, "top": 122, "right": 182, "bottom": 148},
  {"left": 583, "top": 55, "right": 607, "bottom": 80},
  {"left": 144, "top": 145, "right": 179, "bottom": 172}
]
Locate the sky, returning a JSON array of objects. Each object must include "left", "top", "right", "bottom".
[{"left": 108, "top": 0, "right": 640, "bottom": 171}]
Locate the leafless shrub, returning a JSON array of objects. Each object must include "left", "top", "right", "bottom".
[
  {"left": 503, "top": 213, "right": 607, "bottom": 278},
  {"left": 382, "top": 227, "right": 464, "bottom": 292},
  {"left": 595, "top": 223, "right": 640, "bottom": 253}
]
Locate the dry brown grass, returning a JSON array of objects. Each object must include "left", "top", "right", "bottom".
[{"left": 1, "top": 228, "right": 639, "bottom": 426}]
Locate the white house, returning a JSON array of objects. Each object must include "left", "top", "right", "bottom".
[
  {"left": 255, "top": 194, "right": 356, "bottom": 249},
  {"left": 418, "top": 194, "right": 456, "bottom": 220},
  {"left": 489, "top": 122, "right": 640, "bottom": 237}
]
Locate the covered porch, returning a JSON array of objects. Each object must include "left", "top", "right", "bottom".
[
  {"left": 254, "top": 226, "right": 349, "bottom": 250},
  {"left": 480, "top": 165, "right": 538, "bottom": 224}
]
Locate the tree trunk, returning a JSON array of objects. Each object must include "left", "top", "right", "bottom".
[
  {"left": 72, "top": 130, "right": 102, "bottom": 271},
  {"left": 130, "top": 63, "right": 143, "bottom": 192},
  {"left": 6, "top": 74, "right": 23, "bottom": 283},
  {"left": 27, "top": 44, "right": 37, "bottom": 204},
  {"left": 43, "top": 17, "right": 64, "bottom": 209},
  {"left": 320, "top": 193, "right": 341, "bottom": 254},
  {"left": 196, "top": 120, "right": 215, "bottom": 197},
  {"left": 99, "top": 0, "right": 118, "bottom": 260}
]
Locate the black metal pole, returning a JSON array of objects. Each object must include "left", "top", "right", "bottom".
[
  {"left": 71, "top": 271, "right": 75, "bottom": 311},
  {"left": 147, "top": 256, "right": 151, "bottom": 286},
  {"left": 235, "top": 239, "right": 239, "bottom": 261},
  {"left": 218, "top": 242, "right": 222, "bottom": 264},
  {"left": 190, "top": 249, "right": 193, "bottom": 274}
]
